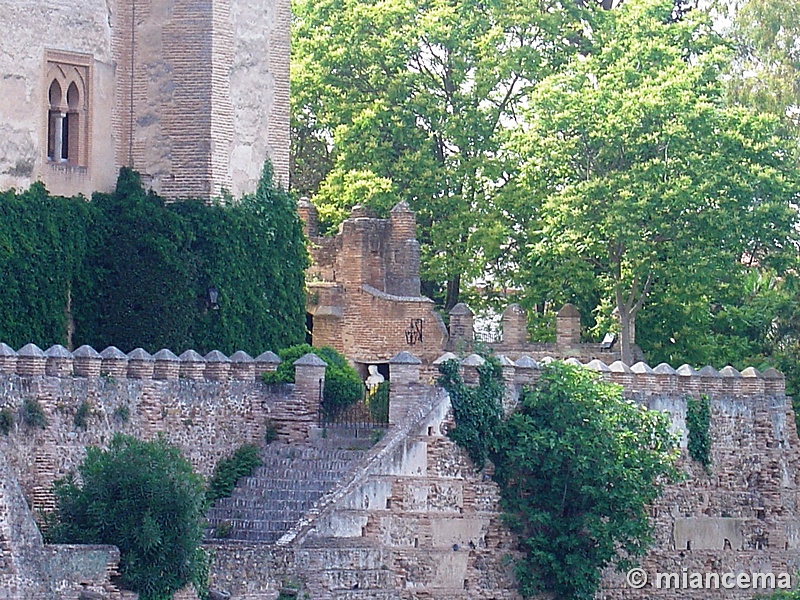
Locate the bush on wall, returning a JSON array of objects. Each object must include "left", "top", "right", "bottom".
[
  {"left": 262, "top": 344, "right": 363, "bottom": 412},
  {"left": 48, "top": 434, "right": 208, "bottom": 600},
  {"left": 439, "top": 359, "right": 679, "bottom": 600}
]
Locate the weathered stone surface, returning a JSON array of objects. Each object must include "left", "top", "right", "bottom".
[
  {"left": 45, "top": 345, "right": 73, "bottom": 377},
  {"left": 254, "top": 350, "right": 281, "bottom": 378},
  {"left": 1, "top": 349, "right": 796, "bottom": 600},
  {"left": 0, "top": 343, "right": 17, "bottom": 377},
  {"left": 16, "top": 344, "right": 46, "bottom": 376},
  {"left": 229, "top": 350, "right": 255, "bottom": 381},
  {"left": 100, "top": 346, "right": 128, "bottom": 378},
  {"left": 432, "top": 352, "right": 458, "bottom": 366},
  {"left": 204, "top": 351, "right": 231, "bottom": 381},
  {"left": 0, "top": 448, "right": 120, "bottom": 597},
  {"left": 153, "top": 349, "right": 181, "bottom": 380},
  {"left": 127, "top": 348, "right": 154, "bottom": 379},
  {"left": 179, "top": 350, "right": 206, "bottom": 380},
  {"left": 0, "top": 0, "right": 289, "bottom": 199},
  {"left": 73, "top": 345, "right": 102, "bottom": 378}
]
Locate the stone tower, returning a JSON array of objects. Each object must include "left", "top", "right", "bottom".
[{"left": 0, "top": 0, "right": 289, "bottom": 199}]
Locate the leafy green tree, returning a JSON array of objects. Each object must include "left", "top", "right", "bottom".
[
  {"left": 291, "top": 0, "right": 610, "bottom": 308},
  {"left": 437, "top": 357, "right": 503, "bottom": 469},
  {"left": 758, "top": 590, "right": 800, "bottom": 599},
  {"left": 505, "top": 0, "right": 800, "bottom": 362},
  {"left": 492, "top": 363, "right": 678, "bottom": 600},
  {"left": 724, "top": 0, "right": 800, "bottom": 127},
  {"left": 49, "top": 434, "right": 207, "bottom": 600},
  {"left": 438, "top": 359, "right": 678, "bottom": 600}
]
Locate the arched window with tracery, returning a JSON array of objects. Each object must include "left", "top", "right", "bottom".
[
  {"left": 47, "top": 79, "right": 64, "bottom": 161},
  {"left": 44, "top": 51, "right": 91, "bottom": 168}
]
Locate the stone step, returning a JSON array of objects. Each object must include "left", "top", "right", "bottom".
[
  {"left": 205, "top": 442, "right": 367, "bottom": 543},
  {"left": 208, "top": 503, "right": 318, "bottom": 519},
  {"left": 247, "top": 464, "right": 355, "bottom": 480}
]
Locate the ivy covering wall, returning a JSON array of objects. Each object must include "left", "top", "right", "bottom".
[
  {"left": 0, "top": 182, "right": 90, "bottom": 348},
  {"left": 0, "top": 162, "right": 309, "bottom": 355}
]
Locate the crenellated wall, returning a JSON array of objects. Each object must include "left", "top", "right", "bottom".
[
  {"left": 299, "top": 200, "right": 633, "bottom": 368},
  {"left": 0, "top": 342, "right": 323, "bottom": 515},
  {"left": 447, "top": 302, "right": 635, "bottom": 364},
  {"left": 2, "top": 341, "right": 798, "bottom": 600},
  {"left": 203, "top": 352, "right": 800, "bottom": 600},
  {"left": 304, "top": 203, "right": 449, "bottom": 364}
]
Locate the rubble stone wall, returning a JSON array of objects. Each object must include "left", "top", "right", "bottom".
[
  {"left": 0, "top": 343, "right": 321, "bottom": 514},
  {"left": 209, "top": 359, "right": 800, "bottom": 600},
  {"left": 2, "top": 343, "right": 799, "bottom": 600}
]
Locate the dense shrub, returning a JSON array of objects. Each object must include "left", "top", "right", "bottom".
[
  {"left": 49, "top": 434, "right": 207, "bottom": 600},
  {"left": 206, "top": 444, "right": 262, "bottom": 505},
  {"left": 262, "top": 344, "right": 363, "bottom": 411}
]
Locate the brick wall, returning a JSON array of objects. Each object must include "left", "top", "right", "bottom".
[
  {"left": 302, "top": 205, "right": 628, "bottom": 367},
  {"left": 208, "top": 385, "right": 522, "bottom": 600},
  {"left": 0, "top": 343, "right": 323, "bottom": 514},
  {"left": 305, "top": 205, "right": 449, "bottom": 364},
  {"left": 115, "top": 0, "right": 290, "bottom": 198},
  {"left": 206, "top": 356, "right": 799, "bottom": 600},
  {"left": 3, "top": 339, "right": 798, "bottom": 600}
]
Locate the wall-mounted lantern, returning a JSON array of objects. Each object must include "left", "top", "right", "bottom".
[{"left": 208, "top": 287, "right": 219, "bottom": 310}]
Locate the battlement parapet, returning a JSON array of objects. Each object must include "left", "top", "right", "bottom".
[
  {"left": 431, "top": 352, "right": 786, "bottom": 398},
  {"left": 447, "top": 301, "right": 628, "bottom": 363},
  {"left": 0, "top": 343, "right": 284, "bottom": 383}
]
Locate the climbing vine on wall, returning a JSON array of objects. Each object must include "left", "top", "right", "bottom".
[
  {"left": 437, "top": 357, "right": 503, "bottom": 469},
  {"left": 686, "top": 394, "right": 712, "bottom": 469},
  {"left": 0, "top": 162, "right": 309, "bottom": 355},
  {"left": 0, "top": 183, "right": 90, "bottom": 349},
  {"left": 438, "top": 359, "right": 679, "bottom": 600}
]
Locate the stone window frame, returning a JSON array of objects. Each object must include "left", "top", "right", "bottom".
[{"left": 43, "top": 50, "right": 92, "bottom": 169}]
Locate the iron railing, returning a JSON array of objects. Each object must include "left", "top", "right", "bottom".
[{"left": 319, "top": 381, "right": 389, "bottom": 428}]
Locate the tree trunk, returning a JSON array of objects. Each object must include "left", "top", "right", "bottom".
[
  {"left": 614, "top": 272, "right": 651, "bottom": 365},
  {"left": 618, "top": 305, "right": 636, "bottom": 365},
  {"left": 444, "top": 274, "right": 461, "bottom": 312}
]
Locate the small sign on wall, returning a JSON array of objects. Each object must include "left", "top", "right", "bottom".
[{"left": 405, "top": 319, "right": 423, "bottom": 345}]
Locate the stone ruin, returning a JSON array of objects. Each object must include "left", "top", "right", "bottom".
[
  {"left": 298, "top": 201, "right": 634, "bottom": 375},
  {"left": 0, "top": 339, "right": 798, "bottom": 599}
]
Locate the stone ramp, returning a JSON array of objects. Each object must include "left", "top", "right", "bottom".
[{"left": 205, "top": 443, "right": 367, "bottom": 543}]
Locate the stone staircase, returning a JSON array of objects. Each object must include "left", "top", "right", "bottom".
[{"left": 205, "top": 442, "right": 368, "bottom": 543}]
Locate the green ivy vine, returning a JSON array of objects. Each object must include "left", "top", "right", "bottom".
[
  {"left": 686, "top": 394, "right": 711, "bottom": 470},
  {"left": 0, "top": 162, "right": 308, "bottom": 355}
]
